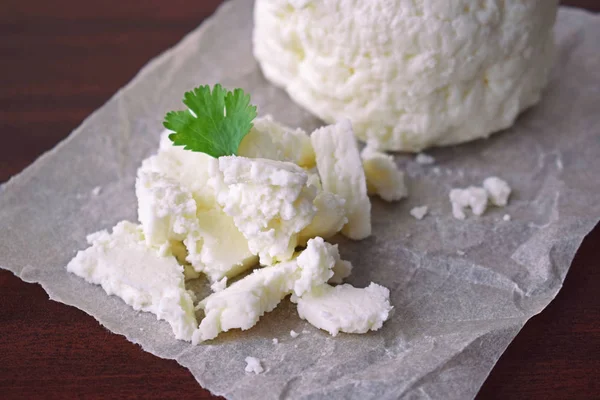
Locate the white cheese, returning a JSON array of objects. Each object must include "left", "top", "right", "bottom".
[
  {"left": 210, "top": 156, "right": 316, "bottom": 265},
  {"left": 210, "top": 277, "right": 228, "bottom": 293},
  {"left": 311, "top": 120, "right": 371, "bottom": 240},
  {"left": 244, "top": 357, "right": 264, "bottom": 374},
  {"left": 503, "top": 214, "right": 512, "bottom": 222},
  {"left": 184, "top": 208, "right": 258, "bottom": 282},
  {"left": 361, "top": 145, "right": 408, "bottom": 202},
  {"left": 449, "top": 187, "right": 489, "bottom": 220},
  {"left": 66, "top": 221, "right": 197, "bottom": 341},
  {"left": 253, "top": 0, "right": 558, "bottom": 151},
  {"left": 298, "top": 173, "right": 347, "bottom": 245},
  {"left": 193, "top": 237, "right": 335, "bottom": 343},
  {"left": 329, "top": 258, "right": 353, "bottom": 285},
  {"left": 290, "top": 330, "right": 299, "bottom": 338},
  {"left": 415, "top": 153, "right": 435, "bottom": 165},
  {"left": 293, "top": 283, "right": 392, "bottom": 336},
  {"left": 410, "top": 206, "right": 429, "bottom": 220},
  {"left": 238, "top": 115, "right": 315, "bottom": 168},
  {"left": 272, "top": 338, "right": 279, "bottom": 345},
  {"left": 483, "top": 176, "right": 512, "bottom": 207},
  {"left": 135, "top": 171, "right": 198, "bottom": 247}
]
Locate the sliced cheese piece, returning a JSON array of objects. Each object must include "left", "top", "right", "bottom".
[
  {"left": 311, "top": 119, "right": 371, "bottom": 240},
  {"left": 66, "top": 221, "right": 197, "bottom": 341},
  {"left": 193, "top": 237, "right": 336, "bottom": 343},
  {"left": 292, "top": 283, "right": 392, "bottom": 336}
]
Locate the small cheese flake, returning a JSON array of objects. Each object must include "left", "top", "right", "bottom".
[
  {"left": 290, "top": 330, "right": 300, "bottom": 338},
  {"left": 456, "top": 250, "right": 466, "bottom": 256},
  {"left": 244, "top": 357, "right": 264, "bottom": 374},
  {"left": 91, "top": 186, "right": 102, "bottom": 196},
  {"left": 272, "top": 338, "right": 279, "bottom": 345},
  {"left": 503, "top": 214, "right": 511, "bottom": 222},
  {"left": 415, "top": 153, "right": 435, "bottom": 165},
  {"left": 210, "top": 277, "right": 227, "bottom": 292},
  {"left": 410, "top": 206, "right": 428, "bottom": 220}
]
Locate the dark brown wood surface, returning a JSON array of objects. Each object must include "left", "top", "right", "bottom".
[{"left": 1, "top": 1, "right": 598, "bottom": 399}]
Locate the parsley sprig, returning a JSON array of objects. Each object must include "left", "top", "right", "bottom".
[{"left": 163, "top": 84, "right": 257, "bottom": 158}]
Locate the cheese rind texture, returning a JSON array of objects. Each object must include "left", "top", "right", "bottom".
[
  {"left": 311, "top": 120, "right": 371, "bottom": 240},
  {"left": 293, "top": 283, "right": 392, "bottom": 336},
  {"left": 210, "top": 156, "right": 317, "bottom": 265},
  {"left": 253, "top": 0, "right": 558, "bottom": 151},
  {"left": 193, "top": 237, "right": 336, "bottom": 343},
  {"left": 66, "top": 221, "right": 197, "bottom": 341}
]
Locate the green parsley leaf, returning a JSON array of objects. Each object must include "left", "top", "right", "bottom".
[{"left": 163, "top": 84, "right": 257, "bottom": 158}]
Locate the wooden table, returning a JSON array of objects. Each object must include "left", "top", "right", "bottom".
[{"left": 1, "top": 1, "right": 598, "bottom": 398}]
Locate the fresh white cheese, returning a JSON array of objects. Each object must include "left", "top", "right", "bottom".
[
  {"left": 292, "top": 283, "right": 392, "bottom": 336},
  {"left": 311, "top": 120, "right": 371, "bottom": 240},
  {"left": 449, "top": 187, "right": 489, "bottom": 220},
  {"left": 210, "top": 156, "right": 317, "bottom": 265},
  {"left": 244, "top": 357, "right": 264, "bottom": 374},
  {"left": 66, "top": 221, "right": 197, "bottom": 341},
  {"left": 361, "top": 145, "right": 408, "bottom": 202},
  {"left": 298, "top": 189, "right": 347, "bottom": 245},
  {"left": 483, "top": 176, "right": 512, "bottom": 207},
  {"left": 503, "top": 214, "right": 512, "bottom": 222},
  {"left": 135, "top": 171, "right": 198, "bottom": 247},
  {"left": 193, "top": 237, "right": 336, "bottom": 343},
  {"left": 329, "top": 254, "right": 353, "bottom": 285},
  {"left": 290, "top": 330, "right": 299, "bottom": 338},
  {"left": 410, "top": 206, "right": 429, "bottom": 220},
  {"left": 254, "top": 0, "right": 558, "bottom": 151},
  {"left": 210, "top": 277, "right": 227, "bottom": 293},
  {"left": 238, "top": 115, "right": 316, "bottom": 169},
  {"left": 184, "top": 208, "right": 258, "bottom": 282}
]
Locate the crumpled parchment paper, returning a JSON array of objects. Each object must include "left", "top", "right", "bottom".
[{"left": 1, "top": 2, "right": 599, "bottom": 399}]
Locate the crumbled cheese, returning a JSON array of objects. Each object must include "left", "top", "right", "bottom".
[
  {"left": 292, "top": 283, "right": 392, "bottom": 336},
  {"left": 66, "top": 221, "right": 197, "bottom": 341},
  {"left": 503, "top": 214, "right": 512, "bottom": 222},
  {"left": 483, "top": 177, "right": 512, "bottom": 207},
  {"left": 210, "top": 156, "right": 317, "bottom": 265},
  {"left": 244, "top": 357, "right": 264, "bottom": 374},
  {"left": 254, "top": 0, "right": 558, "bottom": 151},
  {"left": 361, "top": 145, "right": 408, "bottom": 202},
  {"left": 91, "top": 186, "right": 102, "bottom": 196},
  {"left": 456, "top": 250, "right": 466, "bottom": 256},
  {"left": 272, "top": 338, "right": 279, "bottom": 345},
  {"left": 238, "top": 115, "right": 316, "bottom": 168},
  {"left": 410, "top": 206, "right": 429, "bottom": 220},
  {"left": 210, "top": 277, "right": 227, "bottom": 292},
  {"left": 290, "top": 330, "right": 299, "bottom": 338},
  {"left": 298, "top": 182, "right": 347, "bottom": 245},
  {"left": 311, "top": 120, "right": 371, "bottom": 239},
  {"left": 449, "top": 187, "right": 489, "bottom": 220},
  {"left": 136, "top": 171, "right": 198, "bottom": 247},
  {"left": 192, "top": 237, "right": 336, "bottom": 343},
  {"left": 415, "top": 153, "right": 435, "bottom": 165},
  {"left": 329, "top": 257, "right": 353, "bottom": 285}
]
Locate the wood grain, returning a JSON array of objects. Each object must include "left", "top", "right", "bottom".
[{"left": 1, "top": 1, "right": 598, "bottom": 399}]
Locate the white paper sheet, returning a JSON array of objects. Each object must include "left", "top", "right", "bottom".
[{"left": 1, "top": 2, "right": 599, "bottom": 399}]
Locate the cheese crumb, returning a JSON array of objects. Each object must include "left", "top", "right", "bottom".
[
  {"left": 290, "top": 330, "right": 299, "bottom": 338},
  {"left": 415, "top": 153, "right": 435, "bottom": 165},
  {"left": 483, "top": 177, "right": 512, "bottom": 207},
  {"left": 244, "top": 357, "right": 264, "bottom": 374},
  {"left": 456, "top": 250, "right": 466, "bottom": 256},
  {"left": 210, "top": 277, "right": 227, "bottom": 292},
  {"left": 410, "top": 206, "right": 429, "bottom": 220},
  {"left": 272, "top": 338, "right": 279, "bottom": 345},
  {"left": 449, "top": 187, "right": 488, "bottom": 220},
  {"left": 361, "top": 145, "right": 408, "bottom": 202},
  {"left": 91, "top": 186, "right": 102, "bottom": 196},
  {"left": 503, "top": 214, "right": 512, "bottom": 222}
]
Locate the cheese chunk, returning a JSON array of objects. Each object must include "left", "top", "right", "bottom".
[
  {"left": 136, "top": 171, "right": 198, "bottom": 247},
  {"left": 193, "top": 237, "right": 336, "bottom": 343},
  {"left": 238, "top": 115, "right": 315, "bottom": 168},
  {"left": 298, "top": 176, "right": 347, "bottom": 245},
  {"left": 449, "top": 187, "right": 489, "bottom": 220},
  {"left": 311, "top": 120, "right": 371, "bottom": 240},
  {"left": 329, "top": 250, "right": 353, "bottom": 285},
  {"left": 483, "top": 177, "right": 511, "bottom": 207},
  {"left": 292, "top": 283, "right": 392, "bottom": 336},
  {"left": 210, "top": 156, "right": 317, "bottom": 265},
  {"left": 361, "top": 145, "right": 408, "bottom": 202},
  {"left": 66, "top": 221, "right": 197, "bottom": 341},
  {"left": 254, "top": 0, "right": 558, "bottom": 151}
]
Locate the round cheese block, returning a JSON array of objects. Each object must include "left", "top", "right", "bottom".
[{"left": 253, "top": 0, "right": 558, "bottom": 151}]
